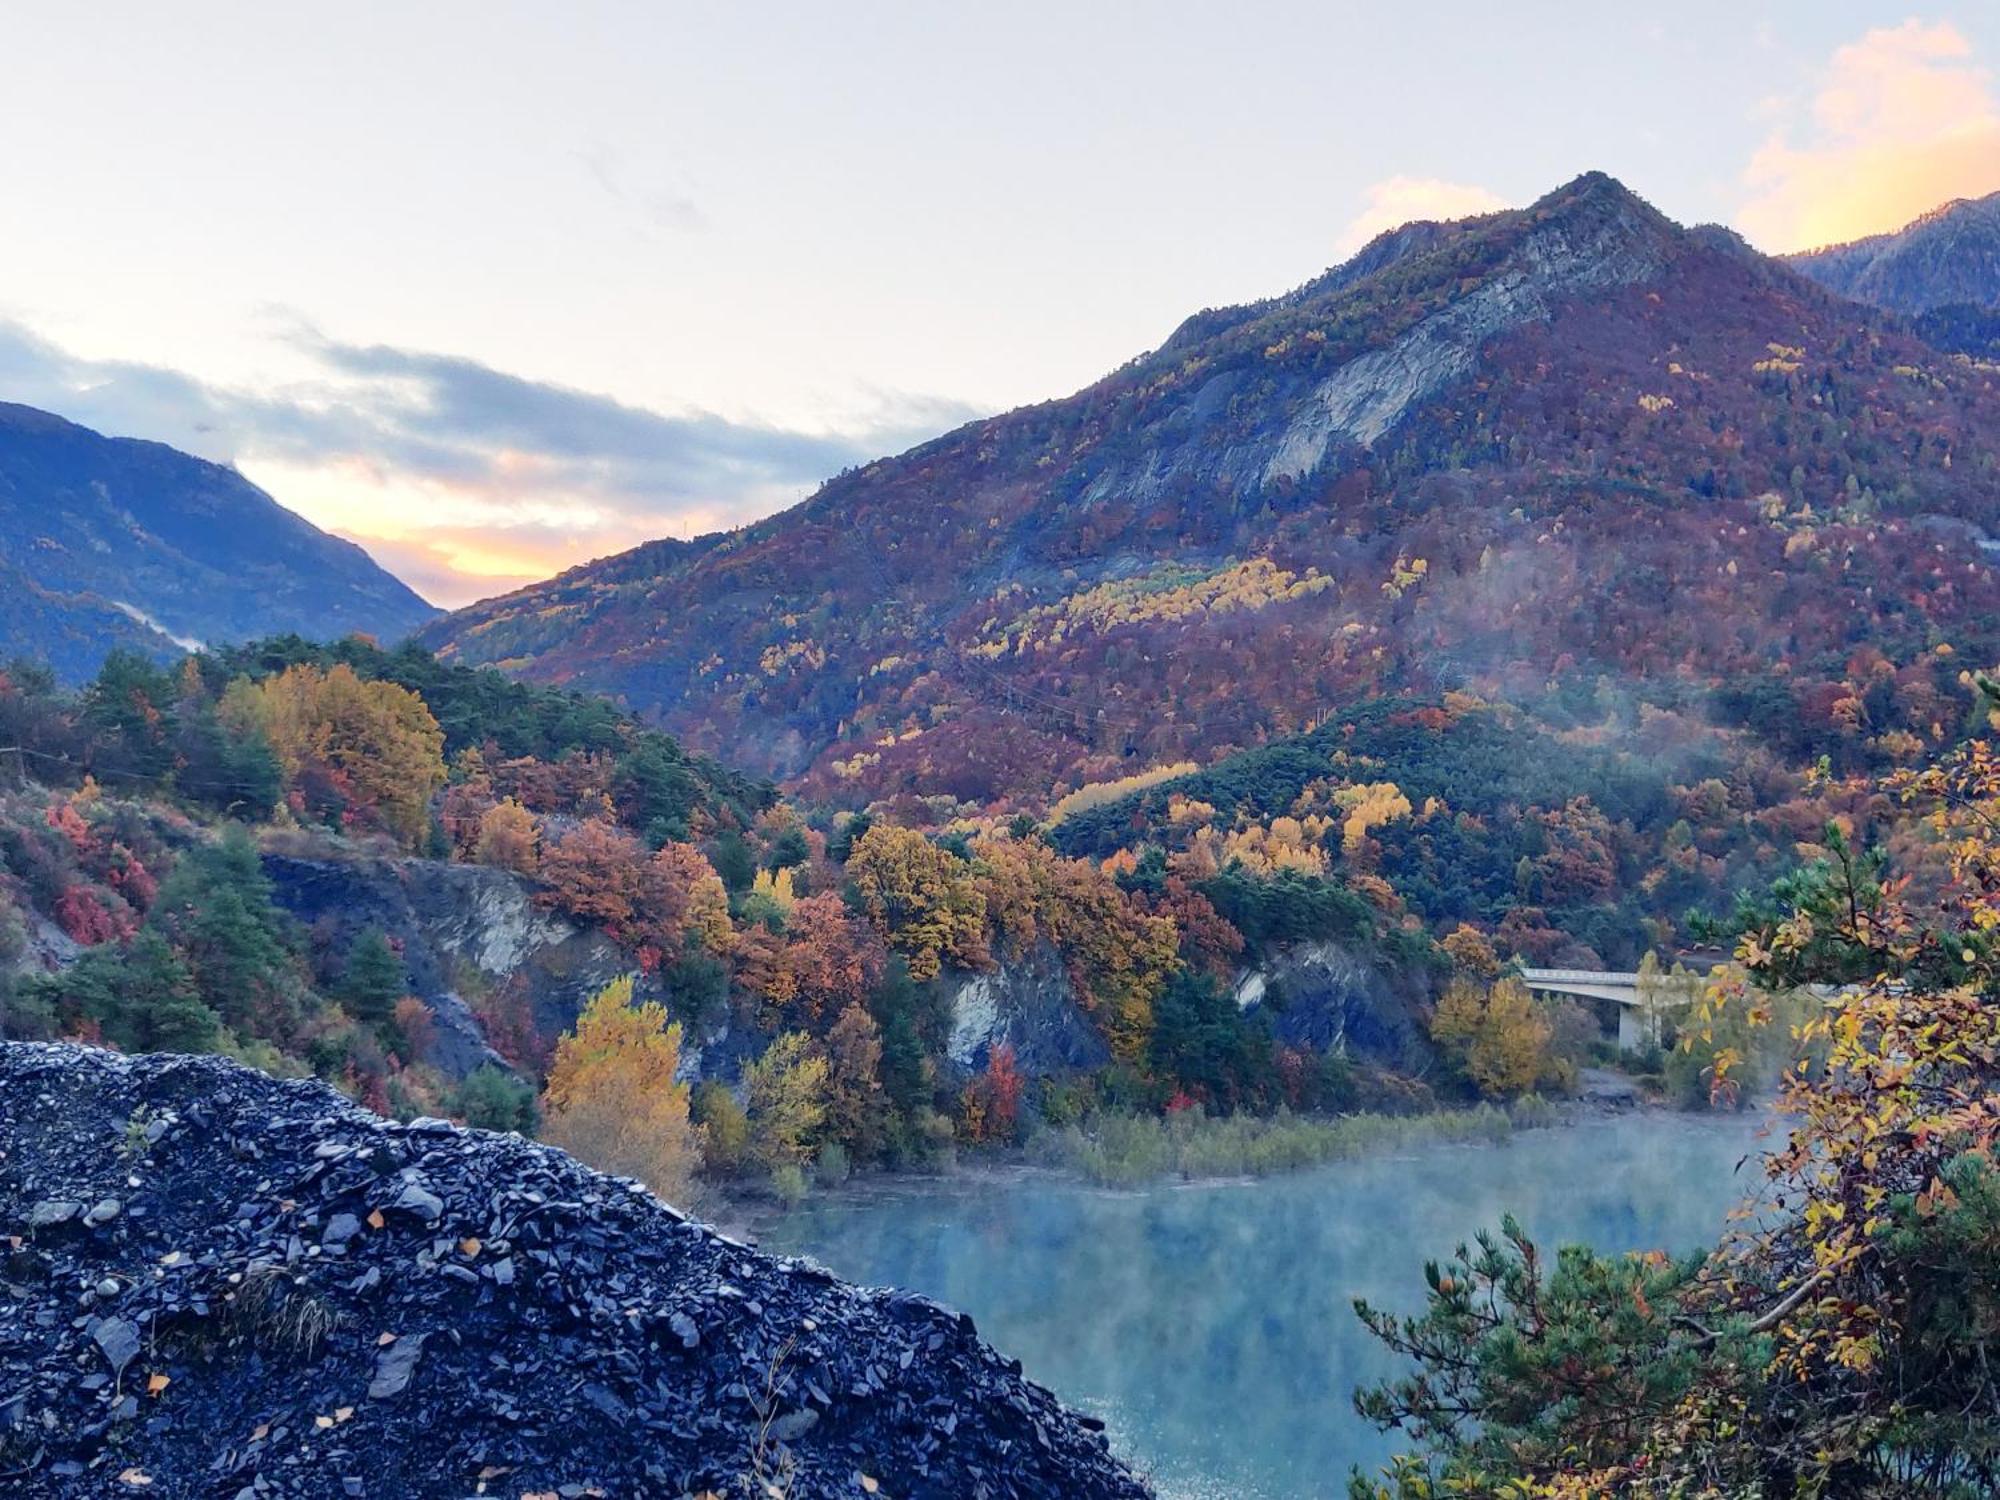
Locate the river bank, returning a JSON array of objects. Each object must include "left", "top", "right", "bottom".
[{"left": 708, "top": 1067, "right": 1739, "bottom": 1235}]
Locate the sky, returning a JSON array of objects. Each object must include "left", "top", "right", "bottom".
[{"left": 6, "top": 3, "right": 2000, "bottom": 607}]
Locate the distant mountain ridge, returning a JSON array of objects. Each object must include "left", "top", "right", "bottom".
[
  {"left": 1786, "top": 192, "right": 2000, "bottom": 314},
  {"left": 0, "top": 401, "right": 437, "bottom": 680},
  {"left": 422, "top": 172, "right": 2000, "bottom": 808}
]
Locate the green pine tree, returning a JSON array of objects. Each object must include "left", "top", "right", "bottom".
[{"left": 340, "top": 929, "right": 405, "bottom": 1030}]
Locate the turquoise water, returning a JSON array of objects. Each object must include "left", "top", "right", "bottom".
[{"left": 759, "top": 1110, "right": 1772, "bottom": 1499}]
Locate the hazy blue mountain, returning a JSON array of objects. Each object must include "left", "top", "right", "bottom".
[
  {"left": 0, "top": 401, "right": 437, "bottom": 680},
  {"left": 1788, "top": 193, "right": 2000, "bottom": 355}
]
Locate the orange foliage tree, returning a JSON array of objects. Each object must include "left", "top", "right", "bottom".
[
  {"left": 537, "top": 821, "right": 729, "bottom": 962},
  {"left": 537, "top": 819, "right": 645, "bottom": 929}
]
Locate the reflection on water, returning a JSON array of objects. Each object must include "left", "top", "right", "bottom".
[{"left": 760, "top": 1111, "right": 1772, "bottom": 1500}]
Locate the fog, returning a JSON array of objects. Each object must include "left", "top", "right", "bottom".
[{"left": 762, "top": 1111, "right": 1770, "bottom": 1498}]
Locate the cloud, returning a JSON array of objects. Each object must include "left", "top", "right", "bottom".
[
  {"left": 0, "top": 320, "right": 983, "bottom": 607},
  {"left": 1740, "top": 20, "right": 2000, "bottom": 251},
  {"left": 573, "top": 143, "right": 708, "bottom": 234},
  {"left": 1335, "top": 176, "right": 1510, "bottom": 257}
]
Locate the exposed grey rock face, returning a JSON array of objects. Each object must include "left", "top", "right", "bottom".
[
  {"left": 940, "top": 935, "right": 1432, "bottom": 1080},
  {"left": 260, "top": 853, "right": 637, "bottom": 1079},
  {"left": 1235, "top": 940, "right": 1432, "bottom": 1064},
  {"left": 1081, "top": 172, "right": 1682, "bottom": 509},
  {"left": 942, "top": 945, "right": 1114, "bottom": 1075},
  {"left": 0, "top": 1042, "right": 1149, "bottom": 1499},
  {"left": 1266, "top": 185, "right": 1676, "bottom": 472}
]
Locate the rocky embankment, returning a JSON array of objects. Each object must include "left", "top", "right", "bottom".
[{"left": 0, "top": 1044, "right": 1150, "bottom": 1499}]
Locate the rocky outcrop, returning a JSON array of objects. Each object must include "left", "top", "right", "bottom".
[
  {"left": 264, "top": 853, "right": 637, "bottom": 1078},
  {"left": 940, "top": 937, "right": 1432, "bottom": 1079},
  {"left": 261, "top": 847, "right": 1432, "bottom": 1095},
  {"left": 1233, "top": 940, "right": 1433, "bottom": 1066},
  {"left": 942, "top": 945, "right": 1113, "bottom": 1076},
  {"left": 0, "top": 1043, "right": 1150, "bottom": 1499}
]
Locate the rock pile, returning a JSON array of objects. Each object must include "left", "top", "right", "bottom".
[{"left": 0, "top": 1044, "right": 1151, "bottom": 1499}]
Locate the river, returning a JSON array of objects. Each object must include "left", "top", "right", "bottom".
[{"left": 758, "top": 1109, "right": 1773, "bottom": 1499}]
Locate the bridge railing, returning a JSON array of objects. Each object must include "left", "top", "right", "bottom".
[{"left": 1519, "top": 968, "right": 1644, "bottom": 985}]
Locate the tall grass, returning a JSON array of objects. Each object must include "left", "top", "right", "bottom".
[{"left": 1024, "top": 1102, "right": 1522, "bottom": 1188}]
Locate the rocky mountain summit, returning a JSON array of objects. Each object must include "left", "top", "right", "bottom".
[
  {"left": 422, "top": 172, "right": 2000, "bottom": 809},
  {"left": 0, "top": 1044, "right": 1149, "bottom": 1499}
]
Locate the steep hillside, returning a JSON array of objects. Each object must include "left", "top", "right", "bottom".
[
  {"left": 424, "top": 173, "right": 2000, "bottom": 810},
  {"left": 1787, "top": 191, "right": 2000, "bottom": 314},
  {"left": 0, "top": 402, "right": 438, "bottom": 680}
]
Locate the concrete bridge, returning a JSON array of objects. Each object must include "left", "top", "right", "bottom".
[{"left": 1519, "top": 967, "right": 1704, "bottom": 1052}]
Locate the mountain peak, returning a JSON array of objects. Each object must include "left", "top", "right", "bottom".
[
  {"left": 1536, "top": 168, "right": 1641, "bottom": 208},
  {"left": 423, "top": 167, "right": 1994, "bottom": 806}
]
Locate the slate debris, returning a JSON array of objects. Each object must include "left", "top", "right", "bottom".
[{"left": 0, "top": 1043, "right": 1151, "bottom": 1499}]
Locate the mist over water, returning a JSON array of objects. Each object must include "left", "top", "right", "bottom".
[{"left": 761, "top": 1111, "right": 1771, "bottom": 1499}]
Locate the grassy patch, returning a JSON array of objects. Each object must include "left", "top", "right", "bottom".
[{"left": 1024, "top": 1102, "right": 1523, "bottom": 1188}]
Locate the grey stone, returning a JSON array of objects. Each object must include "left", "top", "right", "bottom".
[
  {"left": 390, "top": 1181, "right": 445, "bottom": 1222},
  {"left": 92, "top": 1317, "right": 141, "bottom": 1377},
  {"left": 368, "top": 1332, "right": 428, "bottom": 1399}
]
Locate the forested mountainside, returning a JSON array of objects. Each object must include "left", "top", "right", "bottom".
[
  {"left": 424, "top": 172, "right": 2000, "bottom": 825},
  {"left": 0, "top": 402, "right": 437, "bottom": 681}
]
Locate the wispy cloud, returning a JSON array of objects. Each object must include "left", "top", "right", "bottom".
[
  {"left": 1334, "top": 177, "right": 1510, "bottom": 257},
  {"left": 0, "top": 321, "right": 982, "bottom": 606},
  {"left": 1740, "top": 20, "right": 2000, "bottom": 251},
  {"left": 572, "top": 143, "right": 708, "bottom": 234}
]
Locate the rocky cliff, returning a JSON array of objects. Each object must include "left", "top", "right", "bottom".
[
  {"left": 258, "top": 846, "right": 1434, "bottom": 1097},
  {"left": 0, "top": 1043, "right": 1150, "bottom": 1498},
  {"left": 941, "top": 936, "right": 1434, "bottom": 1081},
  {"left": 262, "top": 852, "right": 627, "bottom": 1079}
]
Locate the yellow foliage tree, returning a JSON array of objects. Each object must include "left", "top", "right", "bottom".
[
  {"left": 742, "top": 1031, "right": 829, "bottom": 1169},
  {"left": 749, "top": 865, "right": 796, "bottom": 916},
  {"left": 539, "top": 975, "right": 702, "bottom": 1205},
  {"left": 847, "top": 824, "right": 989, "bottom": 980},
  {"left": 970, "top": 836, "right": 1180, "bottom": 1064},
  {"left": 473, "top": 798, "right": 539, "bottom": 874},
  {"left": 220, "top": 663, "right": 446, "bottom": 850},
  {"left": 1047, "top": 762, "right": 1198, "bottom": 824},
  {"left": 1335, "top": 781, "right": 1414, "bottom": 853},
  {"left": 1429, "top": 975, "right": 1553, "bottom": 1098},
  {"left": 1220, "top": 815, "right": 1333, "bottom": 876}
]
